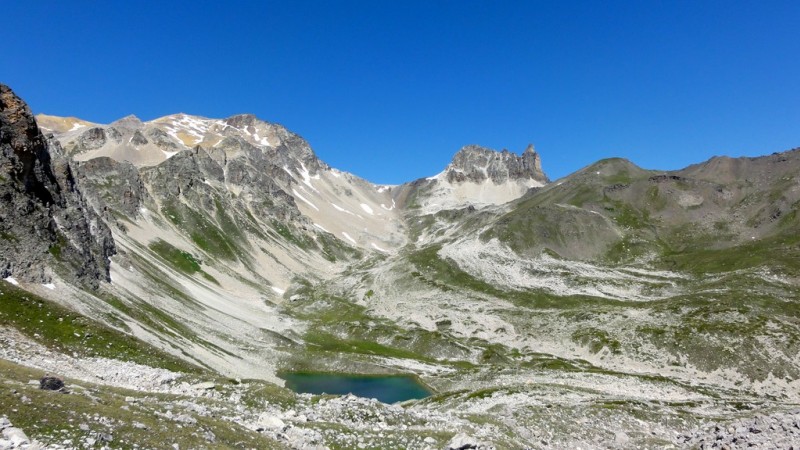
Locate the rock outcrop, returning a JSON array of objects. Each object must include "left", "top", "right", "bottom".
[
  {"left": 446, "top": 144, "right": 547, "bottom": 184},
  {"left": 395, "top": 144, "right": 549, "bottom": 213},
  {"left": 74, "top": 157, "right": 149, "bottom": 223},
  {"left": 0, "top": 84, "right": 114, "bottom": 287}
]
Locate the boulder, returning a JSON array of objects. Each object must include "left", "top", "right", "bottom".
[
  {"left": 255, "top": 413, "right": 285, "bottom": 432},
  {"left": 445, "top": 433, "right": 478, "bottom": 450},
  {"left": 2, "top": 427, "right": 30, "bottom": 446},
  {"left": 39, "top": 376, "right": 64, "bottom": 391},
  {"left": 191, "top": 381, "right": 215, "bottom": 391}
]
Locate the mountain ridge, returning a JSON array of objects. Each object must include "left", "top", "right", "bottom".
[{"left": 37, "top": 112, "right": 549, "bottom": 186}]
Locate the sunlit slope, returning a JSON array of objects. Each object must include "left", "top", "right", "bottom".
[{"left": 297, "top": 149, "right": 800, "bottom": 408}]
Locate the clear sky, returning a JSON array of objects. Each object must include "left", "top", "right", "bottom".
[{"left": 3, "top": 1, "right": 799, "bottom": 184}]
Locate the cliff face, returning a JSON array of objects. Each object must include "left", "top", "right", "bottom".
[
  {"left": 446, "top": 144, "right": 547, "bottom": 184},
  {"left": 0, "top": 84, "right": 114, "bottom": 287},
  {"left": 393, "top": 144, "right": 549, "bottom": 214}
]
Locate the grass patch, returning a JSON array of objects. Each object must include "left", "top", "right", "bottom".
[
  {"left": 148, "top": 239, "right": 201, "bottom": 274},
  {"left": 161, "top": 199, "right": 239, "bottom": 260},
  {"left": 0, "top": 359, "right": 283, "bottom": 449},
  {"left": 0, "top": 230, "right": 18, "bottom": 242},
  {"left": 0, "top": 283, "right": 200, "bottom": 373},
  {"left": 566, "top": 185, "right": 598, "bottom": 208},
  {"left": 571, "top": 328, "right": 622, "bottom": 354},
  {"left": 406, "top": 245, "right": 633, "bottom": 309},
  {"left": 607, "top": 200, "right": 651, "bottom": 229},
  {"left": 47, "top": 234, "right": 69, "bottom": 260},
  {"left": 147, "top": 239, "right": 220, "bottom": 285},
  {"left": 285, "top": 290, "right": 473, "bottom": 363},
  {"left": 407, "top": 245, "right": 505, "bottom": 297},
  {"left": 661, "top": 231, "right": 800, "bottom": 275},
  {"left": 304, "top": 331, "right": 433, "bottom": 361}
]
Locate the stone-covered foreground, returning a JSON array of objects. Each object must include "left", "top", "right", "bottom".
[
  {"left": 678, "top": 410, "right": 800, "bottom": 449},
  {"left": 1, "top": 416, "right": 42, "bottom": 450}
]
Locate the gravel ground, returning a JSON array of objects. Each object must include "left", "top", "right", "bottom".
[{"left": 678, "top": 410, "right": 800, "bottom": 449}]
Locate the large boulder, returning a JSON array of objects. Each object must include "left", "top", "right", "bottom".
[{"left": 39, "top": 376, "right": 64, "bottom": 391}]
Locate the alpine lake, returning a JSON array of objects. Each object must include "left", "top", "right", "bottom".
[{"left": 280, "top": 372, "right": 432, "bottom": 404}]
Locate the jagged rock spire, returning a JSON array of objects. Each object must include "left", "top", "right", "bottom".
[{"left": 446, "top": 144, "right": 548, "bottom": 184}]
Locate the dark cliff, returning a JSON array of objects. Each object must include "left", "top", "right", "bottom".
[{"left": 0, "top": 84, "right": 114, "bottom": 287}]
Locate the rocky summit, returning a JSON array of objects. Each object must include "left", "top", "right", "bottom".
[
  {"left": 446, "top": 144, "right": 547, "bottom": 185},
  {"left": 1, "top": 83, "right": 799, "bottom": 449}
]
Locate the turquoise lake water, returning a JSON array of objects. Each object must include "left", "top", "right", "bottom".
[{"left": 280, "top": 372, "right": 432, "bottom": 404}]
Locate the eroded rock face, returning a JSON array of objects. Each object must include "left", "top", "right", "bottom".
[
  {"left": 74, "top": 157, "right": 149, "bottom": 223},
  {"left": 0, "top": 84, "right": 114, "bottom": 287},
  {"left": 395, "top": 143, "right": 550, "bottom": 213},
  {"left": 141, "top": 142, "right": 303, "bottom": 224},
  {"left": 75, "top": 127, "right": 107, "bottom": 152},
  {"left": 447, "top": 144, "right": 547, "bottom": 184}
]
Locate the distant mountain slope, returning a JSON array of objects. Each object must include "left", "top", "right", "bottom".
[
  {"left": 480, "top": 150, "right": 800, "bottom": 268},
  {"left": 41, "top": 111, "right": 408, "bottom": 253}
]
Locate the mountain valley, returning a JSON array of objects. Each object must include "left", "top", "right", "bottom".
[{"left": 2, "top": 83, "right": 800, "bottom": 449}]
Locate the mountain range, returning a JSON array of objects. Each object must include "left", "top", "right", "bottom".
[{"left": 1, "top": 83, "right": 799, "bottom": 449}]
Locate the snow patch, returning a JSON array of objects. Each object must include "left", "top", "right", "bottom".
[
  {"left": 380, "top": 199, "right": 396, "bottom": 211},
  {"left": 3, "top": 277, "right": 19, "bottom": 286},
  {"left": 271, "top": 286, "right": 286, "bottom": 295},
  {"left": 43, "top": 283, "right": 56, "bottom": 290},
  {"left": 341, "top": 232, "right": 357, "bottom": 244},
  {"left": 296, "top": 162, "right": 320, "bottom": 193},
  {"left": 426, "top": 170, "right": 446, "bottom": 181},
  {"left": 252, "top": 133, "right": 270, "bottom": 147},
  {"left": 331, "top": 203, "right": 358, "bottom": 217},
  {"left": 371, "top": 243, "right": 388, "bottom": 253},
  {"left": 164, "top": 115, "right": 213, "bottom": 145},
  {"left": 292, "top": 189, "right": 319, "bottom": 211},
  {"left": 162, "top": 150, "right": 179, "bottom": 158},
  {"left": 313, "top": 223, "right": 330, "bottom": 233},
  {"left": 360, "top": 203, "right": 374, "bottom": 215}
]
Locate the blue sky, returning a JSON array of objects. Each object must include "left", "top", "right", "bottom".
[{"left": 3, "top": 1, "right": 799, "bottom": 184}]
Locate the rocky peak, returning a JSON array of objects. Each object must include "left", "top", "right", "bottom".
[
  {"left": 224, "top": 114, "right": 259, "bottom": 129},
  {"left": 130, "top": 130, "right": 148, "bottom": 146},
  {"left": 446, "top": 144, "right": 548, "bottom": 184},
  {"left": 110, "top": 114, "right": 143, "bottom": 130}
]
